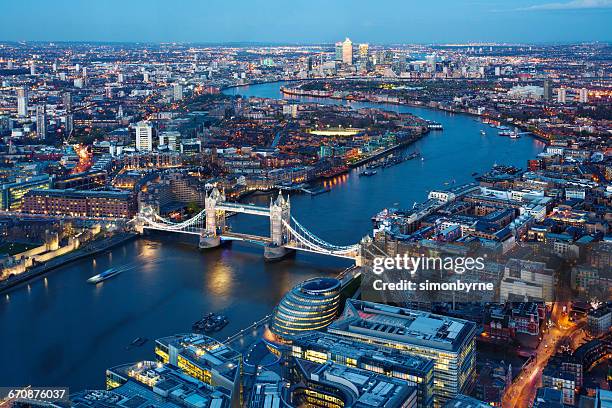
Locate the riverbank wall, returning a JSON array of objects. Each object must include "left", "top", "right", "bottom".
[{"left": 0, "top": 232, "right": 138, "bottom": 294}]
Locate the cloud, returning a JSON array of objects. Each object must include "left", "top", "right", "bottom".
[{"left": 516, "top": 0, "right": 612, "bottom": 10}]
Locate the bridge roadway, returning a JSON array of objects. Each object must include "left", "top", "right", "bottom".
[
  {"left": 217, "top": 202, "right": 270, "bottom": 217},
  {"left": 142, "top": 224, "right": 273, "bottom": 244},
  {"left": 222, "top": 231, "right": 272, "bottom": 244}
]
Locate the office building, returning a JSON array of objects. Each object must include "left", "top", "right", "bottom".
[
  {"left": 442, "top": 394, "right": 489, "bottom": 408},
  {"left": 291, "top": 359, "right": 418, "bottom": 408},
  {"left": 36, "top": 105, "right": 46, "bottom": 139},
  {"left": 0, "top": 175, "right": 52, "bottom": 211},
  {"left": 532, "top": 387, "right": 564, "bottom": 408},
  {"left": 335, "top": 42, "right": 343, "bottom": 61},
  {"left": 359, "top": 43, "right": 369, "bottom": 59},
  {"left": 17, "top": 87, "right": 28, "bottom": 116},
  {"left": 154, "top": 333, "right": 241, "bottom": 404},
  {"left": 579, "top": 87, "right": 589, "bottom": 103},
  {"left": 342, "top": 38, "right": 353, "bottom": 65},
  {"left": 328, "top": 300, "right": 477, "bottom": 406},
  {"left": 103, "top": 361, "right": 232, "bottom": 408},
  {"left": 290, "top": 332, "right": 435, "bottom": 407},
  {"left": 135, "top": 121, "right": 153, "bottom": 151},
  {"left": 159, "top": 130, "right": 180, "bottom": 150},
  {"left": 270, "top": 278, "right": 341, "bottom": 342},
  {"left": 247, "top": 371, "right": 286, "bottom": 408}
]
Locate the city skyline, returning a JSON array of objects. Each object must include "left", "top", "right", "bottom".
[
  {"left": 1, "top": 0, "right": 612, "bottom": 44},
  {"left": 0, "top": 8, "right": 611, "bottom": 407}
]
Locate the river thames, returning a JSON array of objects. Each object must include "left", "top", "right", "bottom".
[{"left": 0, "top": 81, "right": 545, "bottom": 390}]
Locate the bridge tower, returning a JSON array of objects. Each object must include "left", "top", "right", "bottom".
[
  {"left": 264, "top": 193, "right": 294, "bottom": 261},
  {"left": 269, "top": 193, "right": 290, "bottom": 246},
  {"left": 200, "top": 187, "right": 225, "bottom": 249}
]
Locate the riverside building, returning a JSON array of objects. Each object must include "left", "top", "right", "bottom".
[
  {"left": 154, "top": 333, "right": 242, "bottom": 404},
  {"left": 291, "top": 359, "right": 418, "bottom": 408},
  {"left": 22, "top": 189, "right": 135, "bottom": 218},
  {"left": 269, "top": 277, "right": 342, "bottom": 342},
  {"left": 328, "top": 300, "right": 477, "bottom": 406},
  {"left": 289, "top": 332, "right": 435, "bottom": 407},
  {"left": 104, "top": 360, "right": 233, "bottom": 408}
]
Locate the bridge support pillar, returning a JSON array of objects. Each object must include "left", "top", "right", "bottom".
[
  {"left": 264, "top": 244, "right": 294, "bottom": 261},
  {"left": 199, "top": 234, "right": 221, "bottom": 249},
  {"left": 134, "top": 218, "right": 144, "bottom": 234},
  {"left": 265, "top": 193, "right": 293, "bottom": 261}
]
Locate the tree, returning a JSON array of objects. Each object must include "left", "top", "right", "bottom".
[{"left": 187, "top": 201, "right": 201, "bottom": 214}]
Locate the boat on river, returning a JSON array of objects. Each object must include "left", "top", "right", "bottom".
[
  {"left": 193, "top": 313, "right": 229, "bottom": 333},
  {"left": 87, "top": 267, "right": 121, "bottom": 284}
]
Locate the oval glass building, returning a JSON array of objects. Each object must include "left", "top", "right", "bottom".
[{"left": 270, "top": 278, "right": 341, "bottom": 342}]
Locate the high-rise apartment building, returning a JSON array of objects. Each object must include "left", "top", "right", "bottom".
[
  {"left": 36, "top": 105, "right": 47, "bottom": 139},
  {"left": 173, "top": 83, "right": 183, "bottom": 101},
  {"left": 135, "top": 121, "right": 153, "bottom": 151},
  {"left": 65, "top": 113, "right": 74, "bottom": 137},
  {"left": 17, "top": 87, "right": 28, "bottom": 116},
  {"left": 557, "top": 87, "right": 567, "bottom": 103},
  {"left": 543, "top": 79, "right": 552, "bottom": 101},
  {"left": 63, "top": 92, "right": 72, "bottom": 111}
]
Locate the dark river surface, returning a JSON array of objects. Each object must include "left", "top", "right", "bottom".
[{"left": 0, "top": 81, "right": 545, "bottom": 390}]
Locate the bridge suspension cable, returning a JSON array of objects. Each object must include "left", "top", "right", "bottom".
[
  {"left": 283, "top": 217, "right": 360, "bottom": 257},
  {"left": 139, "top": 209, "right": 206, "bottom": 232}
]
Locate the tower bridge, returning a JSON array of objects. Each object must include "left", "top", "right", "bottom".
[{"left": 135, "top": 188, "right": 362, "bottom": 262}]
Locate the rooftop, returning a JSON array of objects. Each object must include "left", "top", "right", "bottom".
[
  {"left": 294, "top": 359, "right": 416, "bottom": 408},
  {"left": 26, "top": 188, "right": 131, "bottom": 199},
  {"left": 328, "top": 300, "right": 477, "bottom": 352},
  {"left": 156, "top": 333, "right": 240, "bottom": 381},
  {"left": 292, "top": 331, "right": 434, "bottom": 373}
]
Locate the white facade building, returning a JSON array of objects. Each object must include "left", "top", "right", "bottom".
[{"left": 135, "top": 121, "right": 153, "bottom": 152}]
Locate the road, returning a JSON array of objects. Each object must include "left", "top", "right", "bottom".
[{"left": 502, "top": 301, "right": 583, "bottom": 408}]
